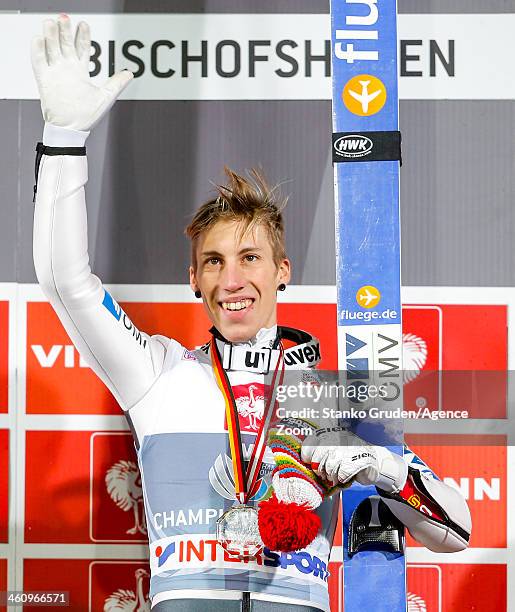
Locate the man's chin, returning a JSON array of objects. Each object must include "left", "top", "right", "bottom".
[{"left": 216, "top": 321, "right": 259, "bottom": 343}]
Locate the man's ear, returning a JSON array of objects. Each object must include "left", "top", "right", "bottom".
[
  {"left": 189, "top": 265, "right": 198, "bottom": 293},
  {"left": 277, "top": 258, "right": 291, "bottom": 286}
]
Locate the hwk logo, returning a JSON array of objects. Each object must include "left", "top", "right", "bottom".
[{"left": 334, "top": 134, "right": 373, "bottom": 158}]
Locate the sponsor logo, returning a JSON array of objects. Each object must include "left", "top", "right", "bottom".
[
  {"left": 283, "top": 341, "right": 321, "bottom": 367},
  {"left": 208, "top": 451, "right": 270, "bottom": 501},
  {"left": 402, "top": 306, "right": 442, "bottom": 414},
  {"left": 89, "top": 562, "right": 151, "bottom": 612},
  {"left": 344, "top": 327, "right": 403, "bottom": 406},
  {"left": 377, "top": 333, "right": 401, "bottom": 382},
  {"left": 333, "top": 134, "right": 373, "bottom": 158},
  {"left": 101, "top": 290, "right": 147, "bottom": 348},
  {"left": 405, "top": 450, "right": 439, "bottom": 481},
  {"left": 340, "top": 308, "right": 397, "bottom": 322},
  {"left": 103, "top": 568, "right": 150, "bottom": 610},
  {"left": 102, "top": 290, "right": 121, "bottom": 320},
  {"left": 155, "top": 542, "right": 176, "bottom": 567},
  {"left": 332, "top": 131, "right": 401, "bottom": 165},
  {"left": 105, "top": 460, "right": 147, "bottom": 536},
  {"left": 152, "top": 536, "right": 329, "bottom": 581},
  {"left": 334, "top": 0, "right": 379, "bottom": 65},
  {"left": 345, "top": 332, "right": 369, "bottom": 391},
  {"left": 402, "top": 333, "right": 428, "bottom": 384},
  {"left": 244, "top": 349, "right": 271, "bottom": 371},
  {"left": 31, "top": 344, "right": 90, "bottom": 368},
  {"left": 182, "top": 349, "right": 197, "bottom": 361},
  {"left": 356, "top": 285, "right": 381, "bottom": 309},
  {"left": 269, "top": 549, "right": 329, "bottom": 581},
  {"left": 406, "top": 564, "right": 441, "bottom": 612},
  {"left": 315, "top": 426, "right": 346, "bottom": 437},
  {"left": 352, "top": 452, "right": 373, "bottom": 461},
  {"left": 399, "top": 479, "right": 440, "bottom": 519},
  {"left": 407, "top": 494, "right": 421, "bottom": 509},
  {"left": 342, "top": 74, "right": 386, "bottom": 116},
  {"left": 443, "top": 477, "right": 500, "bottom": 501},
  {"left": 406, "top": 593, "right": 427, "bottom": 612},
  {"left": 90, "top": 432, "right": 148, "bottom": 543}
]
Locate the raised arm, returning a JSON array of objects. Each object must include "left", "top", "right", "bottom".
[{"left": 31, "top": 15, "right": 168, "bottom": 412}]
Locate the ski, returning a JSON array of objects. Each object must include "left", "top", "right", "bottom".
[{"left": 329, "top": 1, "right": 406, "bottom": 610}]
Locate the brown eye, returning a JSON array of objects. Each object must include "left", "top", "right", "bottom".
[{"left": 245, "top": 254, "right": 257, "bottom": 262}]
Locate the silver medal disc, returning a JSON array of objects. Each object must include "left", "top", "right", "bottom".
[{"left": 216, "top": 504, "right": 264, "bottom": 559}]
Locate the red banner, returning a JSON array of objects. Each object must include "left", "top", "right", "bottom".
[
  {"left": 0, "top": 302, "right": 8, "bottom": 414},
  {"left": 0, "top": 430, "right": 8, "bottom": 543},
  {"left": 25, "top": 431, "right": 142, "bottom": 544},
  {"left": 24, "top": 559, "right": 151, "bottom": 611},
  {"left": 403, "top": 305, "right": 507, "bottom": 418}
]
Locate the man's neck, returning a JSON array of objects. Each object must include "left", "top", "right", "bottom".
[
  {"left": 214, "top": 324, "right": 277, "bottom": 350},
  {"left": 233, "top": 325, "right": 277, "bottom": 348}
]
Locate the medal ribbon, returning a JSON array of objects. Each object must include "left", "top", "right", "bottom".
[{"left": 211, "top": 337, "right": 285, "bottom": 504}]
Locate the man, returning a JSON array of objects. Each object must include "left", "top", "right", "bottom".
[{"left": 31, "top": 15, "right": 471, "bottom": 612}]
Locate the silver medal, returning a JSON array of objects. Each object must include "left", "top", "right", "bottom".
[{"left": 216, "top": 504, "right": 264, "bottom": 560}]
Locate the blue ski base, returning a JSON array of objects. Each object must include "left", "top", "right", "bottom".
[{"left": 342, "top": 484, "right": 407, "bottom": 610}]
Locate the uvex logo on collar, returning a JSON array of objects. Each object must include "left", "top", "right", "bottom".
[
  {"left": 205, "top": 326, "right": 321, "bottom": 373},
  {"left": 283, "top": 340, "right": 321, "bottom": 367},
  {"left": 222, "top": 339, "right": 321, "bottom": 373},
  {"left": 222, "top": 344, "right": 273, "bottom": 374}
]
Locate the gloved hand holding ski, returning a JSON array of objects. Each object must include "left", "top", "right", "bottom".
[
  {"left": 258, "top": 423, "right": 408, "bottom": 552},
  {"left": 301, "top": 426, "right": 408, "bottom": 494},
  {"left": 31, "top": 14, "right": 133, "bottom": 132}
]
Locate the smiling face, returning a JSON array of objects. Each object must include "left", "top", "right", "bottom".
[{"left": 189, "top": 218, "right": 290, "bottom": 343}]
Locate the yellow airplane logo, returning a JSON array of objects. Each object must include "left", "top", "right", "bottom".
[
  {"left": 356, "top": 285, "right": 381, "bottom": 309},
  {"left": 343, "top": 75, "right": 386, "bottom": 116}
]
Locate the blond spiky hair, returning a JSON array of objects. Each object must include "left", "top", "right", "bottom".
[{"left": 185, "top": 166, "right": 287, "bottom": 269}]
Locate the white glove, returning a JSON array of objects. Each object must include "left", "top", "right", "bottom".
[
  {"left": 272, "top": 473, "right": 323, "bottom": 509},
  {"left": 301, "top": 427, "right": 408, "bottom": 494},
  {"left": 31, "top": 14, "right": 133, "bottom": 132}
]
